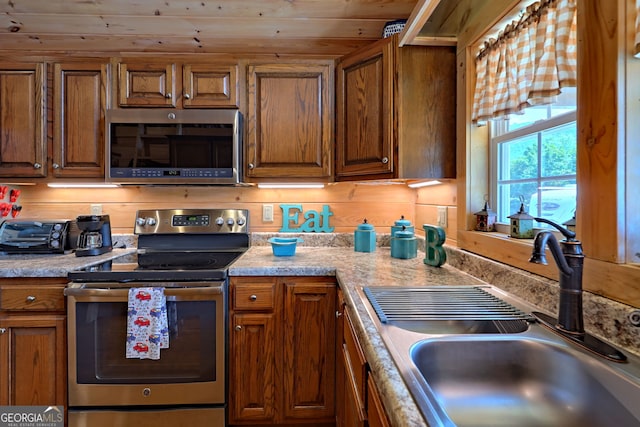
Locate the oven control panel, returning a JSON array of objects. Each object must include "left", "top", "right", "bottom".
[
  {"left": 134, "top": 209, "right": 249, "bottom": 234},
  {"left": 172, "top": 214, "right": 211, "bottom": 227}
]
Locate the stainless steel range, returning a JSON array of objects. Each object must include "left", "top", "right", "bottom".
[{"left": 65, "top": 208, "right": 249, "bottom": 427}]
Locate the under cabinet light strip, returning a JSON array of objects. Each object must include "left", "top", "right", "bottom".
[
  {"left": 47, "top": 183, "right": 121, "bottom": 188},
  {"left": 257, "top": 183, "right": 325, "bottom": 189},
  {"left": 407, "top": 180, "right": 442, "bottom": 188}
]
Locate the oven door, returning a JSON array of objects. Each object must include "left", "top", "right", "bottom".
[{"left": 65, "top": 282, "right": 226, "bottom": 407}]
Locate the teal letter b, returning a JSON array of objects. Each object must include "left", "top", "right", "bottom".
[{"left": 423, "top": 224, "right": 446, "bottom": 267}]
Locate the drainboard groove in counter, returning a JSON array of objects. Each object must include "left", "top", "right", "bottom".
[{"left": 363, "top": 286, "right": 535, "bottom": 323}]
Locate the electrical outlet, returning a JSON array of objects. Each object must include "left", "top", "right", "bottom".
[
  {"left": 90, "top": 204, "right": 103, "bottom": 215},
  {"left": 437, "top": 206, "right": 448, "bottom": 227},
  {"left": 263, "top": 204, "right": 274, "bottom": 222}
]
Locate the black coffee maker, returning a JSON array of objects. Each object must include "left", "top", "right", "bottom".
[{"left": 75, "top": 214, "right": 113, "bottom": 257}]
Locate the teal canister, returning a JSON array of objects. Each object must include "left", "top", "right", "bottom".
[
  {"left": 391, "top": 225, "right": 417, "bottom": 259},
  {"left": 391, "top": 215, "right": 414, "bottom": 237},
  {"left": 354, "top": 219, "right": 376, "bottom": 252}
]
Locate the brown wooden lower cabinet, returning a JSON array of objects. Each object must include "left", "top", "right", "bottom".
[
  {"left": 367, "top": 375, "right": 391, "bottom": 427},
  {"left": 228, "top": 276, "right": 336, "bottom": 426},
  {"left": 0, "top": 279, "right": 67, "bottom": 408},
  {"left": 335, "top": 289, "right": 391, "bottom": 427}
]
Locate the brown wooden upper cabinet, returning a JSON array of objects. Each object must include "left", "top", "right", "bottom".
[
  {"left": 53, "top": 62, "right": 108, "bottom": 178},
  {"left": 245, "top": 61, "right": 334, "bottom": 181},
  {"left": 0, "top": 63, "right": 46, "bottom": 178},
  {"left": 335, "top": 34, "right": 456, "bottom": 181},
  {"left": 117, "top": 61, "right": 238, "bottom": 108}
]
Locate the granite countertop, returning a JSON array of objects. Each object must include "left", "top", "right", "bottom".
[
  {"left": 0, "top": 248, "right": 136, "bottom": 278},
  {"left": 229, "top": 245, "right": 486, "bottom": 427}
]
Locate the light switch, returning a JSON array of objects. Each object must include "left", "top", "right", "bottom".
[
  {"left": 263, "top": 204, "right": 274, "bottom": 222},
  {"left": 437, "top": 206, "right": 448, "bottom": 227},
  {"left": 90, "top": 204, "right": 103, "bottom": 215}
]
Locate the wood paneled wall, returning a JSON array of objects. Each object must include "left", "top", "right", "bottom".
[{"left": 8, "top": 182, "right": 457, "bottom": 238}]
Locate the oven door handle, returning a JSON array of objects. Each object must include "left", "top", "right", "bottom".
[{"left": 64, "top": 285, "right": 224, "bottom": 301}]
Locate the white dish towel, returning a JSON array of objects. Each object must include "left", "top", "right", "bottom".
[{"left": 126, "top": 287, "right": 169, "bottom": 360}]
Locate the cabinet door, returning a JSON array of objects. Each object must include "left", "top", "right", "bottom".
[
  {"left": 336, "top": 39, "right": 394, "bottom": 180},
  {"left": 228, "top": 312, "right": 277, "bottom": 424},
  {"left": 282, "top": 279, "right": 336, "bottom": 421},
  {"left": 367, "top": 375, "right": 391, "bottom": 427},
  {"left": 246, "top": 62, "right": 333, "bottom": 179},
  {"left": 396, "top": 45, "right": 456, "bottom": 179},
  {"left": 118, "top": 62, "right": 176, "bottom": 107},
  {"left": 0, "top": 316, "right": 66, "bottom": 406},
  {"left": 335, "top": 290, "right": 347, "bottom": 427},
  {"left": 53, "top": 62, "right": 108, "bottom": 178},
  {"left": 336, "top": 289, "right": 366, "bottom": 427},
  {"left": 0, "top": 63, "right": 46, "bottom": 177},
  {"left": 183, "top": 64, "right": 238, "bottom": 108}
]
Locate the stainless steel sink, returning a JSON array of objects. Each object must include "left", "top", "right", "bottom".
[
  {"left": 356, "top": 285, "right": 640, "bottom": 427},
  {"left": 410, "top": 337, "right": 640, "bottom": 427}
]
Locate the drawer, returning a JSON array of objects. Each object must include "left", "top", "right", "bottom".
[
  {"left": 0, "top": 286, "right": 65, "bottom": 311},
  {"left": 343, "top": 309, "right": 367, "bottom": 408},
  {"left": 233, "top": 282, "right": 276, "bottom": 311}
]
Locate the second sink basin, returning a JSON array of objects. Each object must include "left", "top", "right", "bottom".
[{"left": 410, "top": 337, "right": 640, "bottom": 427}]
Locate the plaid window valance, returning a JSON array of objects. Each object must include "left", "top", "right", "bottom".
[{"left": 472, "top": 0, "right": 577, "bottom": 124}]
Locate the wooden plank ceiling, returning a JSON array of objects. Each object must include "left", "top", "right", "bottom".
[{"left": 0, "top": 0, "right": 418, "bottom": 56}]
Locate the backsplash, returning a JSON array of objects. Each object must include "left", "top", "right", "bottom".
[{"left": 9, "top": 181, "right": 456, "bottom": 238}]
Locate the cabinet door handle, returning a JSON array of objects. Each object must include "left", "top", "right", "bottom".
[
  {"left": 335, "top": 310, "right": 343, "bottom": 318},
  {"left": 248, "top": 163, "right": 255, "bottom": 170},
  {"left": 184, "top": 93, "right": 191, "bottom": 99},
  {"left": 249, "top": 295, "right": 257, "bottom": 301},
  {"left": 165, "top": 93, "right": 172, "bottom": 99},
  {"left": 26, "top": 295, "right": 36, "bottom": 302},
  {"left": 381, "top": 157, "right": 389, "bottom": 164},
  {"left": 235, "top": 325, "right": 242, "bottom": 331},
  {"left": 33, "top": 163, "right": 42, "bottom": 169},
  {"left": 0, "top": 328, "right": 6, "bottom": 334},
  {"left": 52, "top": 163, "right": 60, "bottom": 169}
]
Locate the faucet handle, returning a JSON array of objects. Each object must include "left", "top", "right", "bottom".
[{"left": 534, "top": 217, "right": 576, "bottom": 240}]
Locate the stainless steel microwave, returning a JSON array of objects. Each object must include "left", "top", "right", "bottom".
[{"left": 106, "top": 109, "right": 242, "bottom": 184}]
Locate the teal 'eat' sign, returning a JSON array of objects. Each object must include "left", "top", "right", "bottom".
[{"left": 279, "top": 204, "right": 334, "bottom": 233}]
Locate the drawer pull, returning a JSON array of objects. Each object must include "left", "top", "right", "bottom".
[
  {"left": 26, "top": 295, "right": 36, "bottom": 302},
  {"left": 249, "top": 295, "right": 258, "bottom": 301},
  {"left": 0, "top": 328, "right": 6, "bottom": 334}
]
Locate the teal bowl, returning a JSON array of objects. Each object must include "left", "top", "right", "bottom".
[{"left": 268, "top": 237, "right": 303, "bottom": 256}]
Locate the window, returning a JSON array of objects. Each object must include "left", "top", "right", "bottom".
[{"left": 490, "top": 88, "right": 577, "bottom": 229}]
